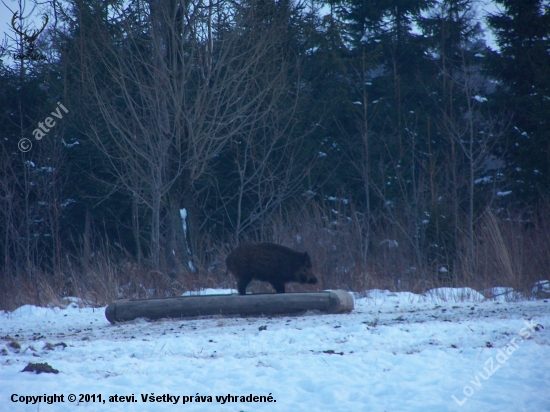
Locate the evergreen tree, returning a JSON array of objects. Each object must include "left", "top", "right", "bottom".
[
  {"left": 485, "top": 0, "right": 550, "bottom": 201},
  {"left": 418, "top": 0, "right": 493, "bottom": 279}
]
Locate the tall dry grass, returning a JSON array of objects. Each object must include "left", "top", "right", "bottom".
[
  {"left": 474, "top": 208, "right": 550, "bottom": 295},
  {"left": 2, "top": 201, "right": 549, "bottom": 311}
]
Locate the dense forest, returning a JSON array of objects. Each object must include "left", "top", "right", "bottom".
[{"left": 1, "top": 0, "right": 549, "bottom": 310}]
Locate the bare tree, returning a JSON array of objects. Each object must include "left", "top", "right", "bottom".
[
  {"left": 434, "top": 48, "right": 507, "bottom": 279},
  {"left": 212, "top": 75, "right": 315, "bottom": 244},
  {"left": 76, "top": 0, "right": 300, "bottom": 270}
]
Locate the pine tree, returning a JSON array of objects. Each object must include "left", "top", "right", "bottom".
[{"left": 485, "top": 0, "right": 550, "bottom": 201}]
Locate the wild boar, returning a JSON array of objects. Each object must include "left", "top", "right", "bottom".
[{"left": 226, "top": 243, "right": 317, "bottom": 295}]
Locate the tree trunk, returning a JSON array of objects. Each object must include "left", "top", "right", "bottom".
[
  {"left": 83, "top": 205, "right": 91, "bottom": 269},
  {"left": 181, "top": 186, "right": 199, "bottom": 271},
  {"left": 151, "top": 186, "right": 161, "bottom": 268},
  {"left": 165, "top": 189, "right": 188, "bottom": 273},
  {"left": 132, "top": 192, "right": 142, "bottom": 268}
]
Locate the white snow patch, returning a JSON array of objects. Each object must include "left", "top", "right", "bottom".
[
  {"left": 61, "top": 139, "right": 80, "bottom": 148},
  {"left": 181, "top": 288, "right": 236, "bottom": 296},
  {"left": 475, "top": 176, "right": 493, "bottom": 184},
  {"left": 379, "top": 239, "right": 398, "bottom": 248},
  {"left": 532, "top": 280, "right": 550, "bottom": 297},
  {"left": 61, "top": 199, "right": 76, "bottom": 208},
  {"left": 1, "top": 289, "right": 548, "bottom": 411},
  {"left": 305, "top": 46, "right": 319, "bottom": 55},
  {"left": 180, "top": 208, "right": 187, "bottom": 234},
  {"left": 424, "top": 287, "right": 485, "bottom": 303},
  {"left": 481, "top": 287, "right": 524, "bottom": 302}
]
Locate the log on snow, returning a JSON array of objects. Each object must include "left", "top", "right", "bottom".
[{"left": 104, "top": 290, "right": 354, "bottom": 323}]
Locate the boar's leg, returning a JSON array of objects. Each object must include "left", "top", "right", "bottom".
[
  {"left": 237, "top": 278, "right": 251, "bottom": 295},
  {"left": 271, "top": 281, "right": 286, "bottom": 293}
]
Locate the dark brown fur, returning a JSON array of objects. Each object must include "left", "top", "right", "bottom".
[{"left": 226, "top": 243, "right": 317, "bottom": 295}]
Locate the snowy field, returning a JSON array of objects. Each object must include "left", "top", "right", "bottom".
[{"left": 1, "top": 287, "right": 549, "bottom": 412}]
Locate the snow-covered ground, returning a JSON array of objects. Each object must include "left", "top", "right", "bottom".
[{"left": 1, "top": 287, "right": 549, "bottom": 411}]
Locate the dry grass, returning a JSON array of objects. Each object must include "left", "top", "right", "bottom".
[
  {"left": 2, "top": 202, "right": 549, "bottom": 311},
  {"left": 474, "top": 208, "right": 550, "bottom": 295}
]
